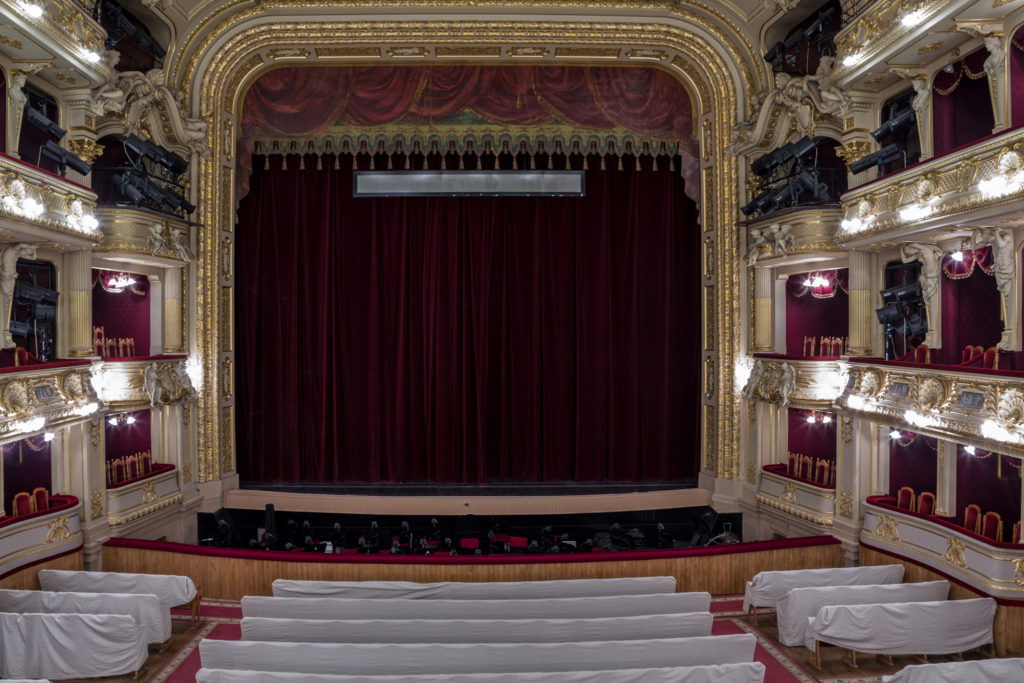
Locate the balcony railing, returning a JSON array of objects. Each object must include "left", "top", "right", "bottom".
[
  {"left": 0, "top": 497, "right": 82, "bottom": 578},
  {"left": 0, "top": 153, "right": 101, "bottom": 241},
  {"left": 757, "top": 465, "right": 836, "bottom": 527}
]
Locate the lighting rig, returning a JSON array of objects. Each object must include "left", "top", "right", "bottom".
[
  {"left": 741, "top": 136, "right": 833, "bottom": 217},
  {"left": 112, "top": 134, "right": 194, "bottom": 217},
  {"left": 763, "top": 5, "right": 837, "bottom": 72},
  {"left": 99, "top": 0, "right": 166, "bottom": 69},
  {"left": 875, "top": 280, "right": 927, "bottom": 359},
  {"left": 22, "top": 101, "right": 91, "bottom": 179},
  {"left": 848, "top": 95, "right": 917, "bottom": 176}
]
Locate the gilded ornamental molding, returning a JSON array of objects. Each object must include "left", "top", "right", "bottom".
[
  {"left": 836, "top": 361, "right": 1024, "bottom": 458},
  {"left": 93, "top": 208, "right": 194, "bottom": 265},
  {"left": 757, "top": 468, "right": 836, "bottom": 527},
  {"left": 743, "top": 357, "right": 847, "bottom": 409},
  {"left": 0, "top": 156, "right": 100, "bottom": 241},
  {"left": 746, "top": 208, "right": 844, "bottom": 264},
  {"left": 0, "top": 0, "right": 107, "bottom": 84},
  {"left": 0, "top": 363, "right": 100, "bottom": 441}
]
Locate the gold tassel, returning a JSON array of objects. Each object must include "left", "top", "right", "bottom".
[
  {"left": 652, "top": 156, "right": 658, "bottom": 172},
  {"left": 299, "top": 156, "right": 305, "bottom": 170},
  {"left": 405, "top": 155, "right": 411, "bottom": 170},
  {"left": 670, "top": 156, "right": 676, "bottom": 172},
  {"left": 281, "top": 156, "right": 287, "bottom": 170},
  {"left": 316, "top": 155, "right": 323, "bottom": 171},
  {"left": 370, "top": 156, "right": 376, "bottom": 170},
  {"left": 333, "top": 155, "right": 340, "bottom": 170},
  {"left": 513, "top": 156, "right": 518, "bottom": 170},
  {"left": 351, "top": 155, "right": 357, "bottom": 170},
  {"left": 476, "top": 155, "right": 481, "bottom": 170},
  {"left": 635, "top": 156, "right": 641, "bottom": 171},
  {"left": 530, "top": 154, "right": 535, "bottom": 170},
  {"left": 459, "top": 155, "right": 465, "bottom": 170},
  {"left": 388, "top": 155, "right": 393, "bottom": 170},
  {"left": 547, "top": 154, "right": 552, "bottom": 170},
  {"left": 263, "top": 156, "right": 269, "bottom": 171}
]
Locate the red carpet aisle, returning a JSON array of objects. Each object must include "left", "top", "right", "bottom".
[{"left": 135, "top": 596, "right": 891, "bottom": 683}]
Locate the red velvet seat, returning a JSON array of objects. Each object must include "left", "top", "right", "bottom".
[
  {"left": 896, "top": 486, "right": 916, "bottom": 512},
  {"left": 12, "top": 491, "right": 33, "bottom": 516},
  {"left": 917, "top": 491, "right": 935, "bottom": 516},
  {"left": 787, "top": 452, "right": 799, "bottom": 476},
  {"left": 981, "top": 511, "right": 1003, "bottom": 542},
  {"left": 983, "top": 346, "right": 999, "bottom": 370},
  {"left": 509, "top": 536, "right": 528, "bottom": 552},
  {"left": 1014, "top": 521, "right": 1021, "bottom": 544},
  {"left": 31, "top": 487, "right": 48, "bottom": 513},
  {"left": 459, "top": 538, "right": 480, "bottom": 550},
  {"left": 815, "top": 459, "right": 829, "bottom": 486},
  {"left": 141, "top": 451, "right": 152, "bottom": 474},
  {"left": 963, "top": 504, "right": 982, "bottom": 534}
]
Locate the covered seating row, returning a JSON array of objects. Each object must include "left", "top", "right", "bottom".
[
  {"left": 807, "top": 598, "right": 996, "bottom": 667},
  {"left": 39, "top": 568, "right": 200, "bottom": 622},
  {"left": 742, "top": 564, "right": 904, "bottom": 617},
  {"left": 882, "top": 657, "right": 1024, "bottom": 682},
  {"left": 271, "top": 575, "right": 677, "bottom": 599}
]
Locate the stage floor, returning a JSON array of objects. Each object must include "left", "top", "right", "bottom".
[{"left": 226, "top": 483, "right": 708, "bottom": 516}]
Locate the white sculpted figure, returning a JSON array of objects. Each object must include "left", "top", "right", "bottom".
[
  {"left": 147, "top": 223, "right": 167, "bottom": 254},
  {"left": 742, "top": 360, "right": 764, "bottom": 401},
  {"left": 970, "top": 228, "right": 1015, "bottom": 302},
  {"left": 0, "top": 243, "right": 37, "bottom": 349},
  {"left": 983, "top": 35, "right": 1006, "bottom": 82},
  {"left": 170, "top": 226, "right": 194, "bottom": 261},
  {"left": 144, "top": 364, "right": 161, "bottom": 406},
  {"left": 747, "top": 227, "right": 768, "bottom": 264},
  {"left": 900, "top": 243, "right": 944, "bottom": 304},
  {"left": 769, "top": 223, "right": 795, "bottom": 256},
  {"left": 89, "top": 50, "right": 127, "bottom": 116},
  {"left": 777, "top": 362, "right": 796, "bottom": 407}
]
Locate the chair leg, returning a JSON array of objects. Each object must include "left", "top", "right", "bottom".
[
  {"left": 850, "top": 650, "right": 858, "bottom": 668},
  {"left": 749, "top": 605, "right": 758, "bottom": 625},
  {"left": 813, "top": 641, "right": 821, "bottom": 670}
]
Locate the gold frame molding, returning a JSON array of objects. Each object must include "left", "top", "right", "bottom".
[{"left": 171, "top": 6, "right": 763, "bottom": 483}]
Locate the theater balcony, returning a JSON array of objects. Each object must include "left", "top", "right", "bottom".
[
  {"left": 93, "top": 207, "right": 194, "bottom": 267},
  {"left": 745, "top": 207, "right": 845, "bottom": 267},
  {"left": 0, "top": 0, "right": 108, "bottom": 88},
  {"left": 0, "top": 495, "right": 82, "bottom": 580},
  {"left": 861, "top": 495, "right": 1024, "bottom": 605},
  {"left": 836, "top": 358, "right": 1024, "bottom": 459},
  {"left": 837, "top": 124, "right": 1024, "bottom": 249},
  {"left": 0, "top": 153, "right": 101, "bottom": 248},
  {"left": 0, "top": 359, "right": 99, "bottom": 438}
]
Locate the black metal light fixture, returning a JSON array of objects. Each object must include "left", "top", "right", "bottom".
[
  {"left": 751, "top": 136, "right": 816, "bottom": 177},
  {"left": 849, "top": 144, "right": 903, "bottom": 174},
  {"left": 870, "top": 108, "right": 916, "bottom": 141},
  {"left": 40, "top": 140, "right": 91, "bottom": 176},
  {"left": 23, "top": 105, "right": 66, "bottom": 140}
]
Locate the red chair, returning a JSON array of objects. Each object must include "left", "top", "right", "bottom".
[
  {"left": 113, "top": 458, "right": 126, "bottom": 484},
  {"left": 815, "top": 459, "right": 829, "bottom": 486},
  {"left": 964, "top": 504, "right": 982, "bottom": 534},
  {"left": 1014, "top": 521, "right": 1021, "bottom": 544},
  {"left": 787, "top": 452, "right": 798, "bottom": 476},
  {"left": 509, "top": 536, "right": 528, "bottom": 553},
  {"left": 917, "top": 491, "right": 935, "bottom": 516},
  {"left": 981, "top": 511, "right": 1003, "bottom": 542},
  {"left": 459, "top": 538, "right": 480, "bottom": 551},
  {"left": 914, "top": 344, "right": 930, "bottom": 364},
  {"left": 141, "top": 451, "right": 152, "bottom": 474},
  {"left": 127, "top": 455, "right": 140, "bottom": 479},
  {"left": 801, "top": 455, "right": 814, "bottom": 480},
  {"left": 896, "top": 486, "right": 916, "bottom": 512},
  {"left": 31, "top": 487, "right": 48, "bottom": 513},
  {"left": 983, "top": 346, "right": 999, "bottom": 370},
  {"left": 12, "top": 491, "right": 33, "bottom": 516}
]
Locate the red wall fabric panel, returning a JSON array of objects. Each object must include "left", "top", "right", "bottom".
[
  {"left": 956, "top": 445, "right": 1021, "bottom": 530},
  {"left": 92, "top": 272, "right": 150, "bottom": 355},
  {"left": 2, "top": 437, "right": 51, "bottom": 514},
  {"left": 787, "top": 409, "right": 837, "bottom": 463},
  {"left": 104, "top": 409, "right": 152, "bottom": 463},
  {"left": 888, "top": 431, "right": 938, "bottom": 499},
  {"left": 785, "top": 271, "right": 849, "bottom": 355}
]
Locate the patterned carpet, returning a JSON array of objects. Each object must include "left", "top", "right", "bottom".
[{"left": 77, "top": 595, "right": 986, "bottom": 682}]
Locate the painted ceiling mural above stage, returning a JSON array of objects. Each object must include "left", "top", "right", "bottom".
[{"left": 238, "top": 65, "right": 699, "bottom": 200}]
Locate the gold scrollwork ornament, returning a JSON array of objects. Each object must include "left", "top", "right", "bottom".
[
  {"left": 942, "top": 537, "right": 967, "bottom": 568},
  {"left": 873, "top": 515, "right": 899, "bottom": 541},
  {"left": 45, "top": 517, "right": 71, "bottom": 543}
]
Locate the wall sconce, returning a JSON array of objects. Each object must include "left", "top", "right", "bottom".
[
  {"left": 107, "top": 412, "right": 137, "bottom": 427},
  {"left": 805, "top": 410, "right": 833, "bottom": 424}
]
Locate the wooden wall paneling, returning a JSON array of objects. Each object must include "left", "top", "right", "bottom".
[{"left": 0, "top": 550, "right": 83, "bottom": 591}]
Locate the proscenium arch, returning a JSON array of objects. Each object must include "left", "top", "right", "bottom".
[{"left": 176, "top": 9, "right": 763, "bottom": 486}]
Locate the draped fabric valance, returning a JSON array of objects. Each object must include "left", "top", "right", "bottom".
[
  {"left": 238, "top": 65, "right": 698, "bottom": 200},
  {"left": 932, "top": 48, "right": 989, "bottom": 96},
  {"left": 786, "top": 269, "right": 849, "bottom": 299},
  {"left": 942, "top": 247, "right": 993, "bottom": 280}
]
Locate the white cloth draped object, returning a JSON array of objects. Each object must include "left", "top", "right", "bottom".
[
  {"left": 805, "top": 598, "right": 997, "bottom": 655},
  {"left": 38, "top": 568, "right": 197, "bottom": 606},
  {"left": 242, "top": 591, "right": 711, "bottom": 620},
  {"left": 271, "top": 576, "right": 678, "bottom": 599},
  {"left": 775, "top": 580, "right": 949, "bottom": 647},
  {"left": 1, "top": 680, "right": 54, "bottom": 683},
  {"left": 0, "top": 587, "right": 171, "bottom": 644},
  {"left": 196, "top": 662, "right": 767, "bottom": 683},
  {"left": 199, "top": 634, "right": 757, "bottom": 675},
  {"left": 241, "top": 612, "right": 713, "bottom": 644},
  {"left": 0, "top": 612, "right": 148, "bottom": 679},
  {"left": 742, "top": 564, "right": 904, "bottom": 612},
  {"left": 882, "top": 657, "right": 1024, "bottom": 682}
]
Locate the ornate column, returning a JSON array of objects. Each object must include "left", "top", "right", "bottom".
[
  {"left": 936, "top": 439, "right": 957, "bottom": 517},
  {"left": 753, "top": 266, "right": 774, "bottom": 352},
  {"left": 63, "top": 249, "right": 93, "bottom": 358},
  {"left": 847, "top": 249, "right": 875, "bottom": 356},
  {"left": 983, "top": 33, "right": 1008, "bottom": 134},
  {"left": 164, "top": 267, "right": 184, "bottom": 353}
]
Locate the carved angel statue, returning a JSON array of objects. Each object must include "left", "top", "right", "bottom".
[
  {"left": 170, "top": 226, "right": 194, "bottom": 261},
  {"left": 143, "top": 364, "right": 161, "bottom": 407},
  {"left": 769, "top": 223, "right": 795, "bottom": 256},
  {"left": 777, "top": 362, "right": 797, "bottom": 407},
  {"left": 983, "top": 35, "right": 1006, "bottom": 81},
  {"left": 910, "top": 77, "right": 929, "bottom": 113},
  {"left": 800, "top": 57, "right": 851, "bottom": 118},
  {"left": 89, "top": 50, "right": 127, "bottom": 116},
  {"left": 747, "top": 227, "right": 768, "bottom": 264},
  {"left": 899, "top": 242, "right": 944, "bottom": 303},
  {"left": 742, "top": 360, "right": 765, "bottom": 401},
  {"left": 147, "top": 223, "right": 167, "bottom": 255}
]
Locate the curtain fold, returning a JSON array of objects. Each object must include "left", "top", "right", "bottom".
[
  {"left": 932, "top": 47, "right": 994, "bottom": 156},
  {"left": 236, "top": 154, "right": 700, "bottom": 483}
]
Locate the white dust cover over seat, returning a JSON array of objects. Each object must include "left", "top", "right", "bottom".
[
  {"left": 196, "top": 662, "right": 766, "bottom": 683},
  {"left": 241, "top": 612, "right": 713, "bottom": 643},
  {"left": 271, "top": 576, "right": 678, "bottom": 599},
  {"left": 199, "top": 634, "right": 757, "bottom": 675},
  {"left": 242, "top": 591, "right": 710, "bottom": 620},
  {"left": 882, "top": 657, "right": 1024, "bottom": 682},
  {"left": 38, "top": 568, "right": 196, "bottom": 606},
  {"left": 0, "top": 612, "right": 147, "bottom": 679},
  {"left": 0, "top": 587, "right": 171, "bottom": 644},
  {"left": 775, "top": 580, "right": 949, "bottom": 646},
  {"left": 804, "top": 597, "right": 996, "bottom": 654},
  {"left": 742, "top": 564, "right": 904, "bottom": 612}
]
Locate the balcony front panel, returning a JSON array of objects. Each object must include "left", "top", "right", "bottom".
[
  {"left": 0, "top": 154, "right": 101, "bottom": 245},
  {"left": 94, "top": 208, "right": 193, "bottom": 267},
  {"left": 0, "top": 497, "right": 82, "bottom": 578},
  {"left": 747, "top": 355, "right": 847, "bottom": 410},
  {"left": 0, "top": 361, "right": 100, "bottom": 440},
  {"left": 96, "top": 357, "right": 193, "bottom": 412},
  {"left": 106, "top": 468, "right": 181, "bottom": 528},
  {"left": 0, "top": 0, "right": 107, "bottom": 86},
  {"left": 836, "top": 360, "right": 1024, "bottom": 458},
  {"left": 757, "top": 467, "right": 836, "bottom": 527},
  {"left": 862, "top": 499, "right": 1024, "bottom": 602},
  {"left": 746, "top": 208, "right": 844, "bottom": 266}
]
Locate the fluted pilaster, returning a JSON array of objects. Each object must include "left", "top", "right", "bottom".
[{"left": 63, "top": 249, "right": 93, "bottom": 357}]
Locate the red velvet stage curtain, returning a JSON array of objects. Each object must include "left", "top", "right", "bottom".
[
  {"left": 235, "top": 153, "right": 700, "bottom": 483},
  {"left": 888, "top": 430, "right": 937, "bottom": 498},
  {"left": 940, "top": 248, "right": 1001, "bottom": 364},
  {"left": 2, "top": 437, "right": 51, "bottom": 514},
  {"left": 784, "top": 270, "right": 849, "bottom": 355},
  {"left": 932, "top": 48, "right": 994, "bottom": 157},
  {"left": 956, "top": 445, "right": 1021, "bottom": 530},
  {"left": 92, "top": 270, "right": 150, "bottom": 356}
]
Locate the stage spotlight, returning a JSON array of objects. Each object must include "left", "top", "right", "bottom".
[
  {"left": 849, "top": 144, "right": 903, "bottom": 174},
  {"left": 795, "top": 169, "right": 830, "bottom": 203},
  {"left": 881, "top": 280, "right": 922, "bottom": 303},
  {"left": 40, "top": 140, "right": 91, "bottom": 176},
  {"left": 8, "top": 320, "right": 30, "bottom": 337},
  {"left": 124, "top": 134, "right": 188, "bottom": 176},
  {"left": 764, "top": 181, "right": 797, "bottom": 213},
  {"left": 906, "top": 313, "right": 928, "bottom": 336},
  {"left": 763, "top": 41, "right": 785, "bottom": 63},
  {"left": 783, "top": 32, "right": 804, "bottom": 50},
  {"left": 875, "top": 303, "right": 903, "bottom": 325},
  {"left": 23, "top": 105, "right": 66, "bottom": 140},
  {"left": 741, "top": 187, "right": 773, "bottom": 216},
  {"left": 870, "top": 108, "right": 916, "bottom": 141},
  {"left": 114, "top": 172, "right": 145, "bottom": 205},
  {"left": 802, "top": 6, "right": 836, "bottom": 40},
  {"left": 751, "top": 136, "right": 816, "bottom": 177}
]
